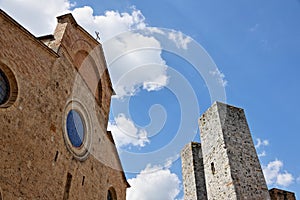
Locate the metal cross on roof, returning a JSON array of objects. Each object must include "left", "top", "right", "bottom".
[{"left": 95, "top": 31, "right": 100, "bottom": 41}]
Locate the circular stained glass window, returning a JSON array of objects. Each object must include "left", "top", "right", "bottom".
[
  {"left": 66, "top": 110, "right": 85, "bottom": 148},
  {"left": 0, "top": 69, "right": 10, "bottom": 105},
  {"left": 63, "top": 100, "right": 91, "bottom": 160}
]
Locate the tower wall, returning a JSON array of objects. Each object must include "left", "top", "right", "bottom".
[
  {"left": 199, "top": 102, "right": 270, "bottom": 200},
  {"left": 181, "top": 142, "right": 207, "bottom": 200}
]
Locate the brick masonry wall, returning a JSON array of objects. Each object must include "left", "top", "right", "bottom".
[
  {"left": 181, "top": 142, "right": 208, "bottom": 200},
  {"left": 0, "top": 10, "right": 127, "bottom": 200},
  {"left": 199, "top": 102, "right": 270, "bottom": 200}
]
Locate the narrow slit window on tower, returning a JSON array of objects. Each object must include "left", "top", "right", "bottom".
[
  {"left": 211, "top": 162, "right": 215, "bottom": 175},
  {"left": 54, "top": 151, "right": 59, "bottom": 162},
  {"left": 63, "top": 173, "right": 72, "bottom": 200},
  {"left": 82, "top": 176, "right": 85, "bottom": 186}
]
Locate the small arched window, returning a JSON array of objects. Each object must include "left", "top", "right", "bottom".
[
  {"left": 107, "top": 190, "right": 113, "bottom": 200},
  {"left": 107, "top": 187, "right": 117, "bottom": 200},
  {"left": 211, "top": 162, "right": 215, "bottom": 175}
]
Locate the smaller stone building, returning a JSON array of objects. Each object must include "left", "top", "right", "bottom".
[{"left": 269, "top": 188, "right": 296, "bottom": 200}]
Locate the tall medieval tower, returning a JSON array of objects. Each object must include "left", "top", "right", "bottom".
[
  {"left": 182, "top": 102, "right": 271, "bottom": 200},
  {"left": 181, "top": 142, "right": 207, "bottom": 200}
]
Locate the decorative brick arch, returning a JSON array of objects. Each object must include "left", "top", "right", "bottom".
[
  {"left": 71, "top": 39, "right": 105, "bottom": 105},
  {"left": 73, "top": 49, "right": 103, "bottom": 103},
  {"left": 71, "top": 39, "right": 94, "bottom": 59}
]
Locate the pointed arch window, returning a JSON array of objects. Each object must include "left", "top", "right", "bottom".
[{"left": 107, "top": 187, "right": 117, "bottom": 200}]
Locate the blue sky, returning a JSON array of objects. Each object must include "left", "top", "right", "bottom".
[{"left": 1, "top": 0, "right": 299, "bottom": 199}]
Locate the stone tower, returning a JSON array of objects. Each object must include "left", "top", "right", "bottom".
[
  {"left": 181, "top": 142, "right": 207, "bottom": 200},
  {"left": 198, "top": 102, "right": 270, "bottom": 199}
]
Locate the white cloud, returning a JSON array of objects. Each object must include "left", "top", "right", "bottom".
[
  {"left": 168, "top": 31, "right": 191, "bottom": 50},
  {"left": 164, "top": 154, "right": 180, "bottom": 169},
  {"left": 108, "top": 113, "right": 150, "bottom": 147},
  {"left": 258, "top": 150, "right": 266, "bottom": 157},
  {"left": 127, "top": 165, "right": 181, "bottom": 200},
  {"left": 72, "top": 6, "right": 146, "bottom": 41},
  {"left": 262, "top": 160, "right": 294, "bottom": 187},
  {"left": 209, "top": 68, "right": 228, "bottom": 87},
  {"left": 143, "top": 74, "right": 169, "bottom": 92},
  {"left": 0, "top": 1, "right": 169, "bottom": 97},
  {"left": 255, "top": 138, "right": 269, "bottom": 157},
  {"left": 70, "top": 6, "right": 169, "bottom": 97},
  {"left": 277, "top": 172, "right": 294, "bottom": 187},
  {"left": 255, "top": 138, "right": 269, "bottom": 148},
  {"left": 104, "top": 32, "right": 169, "bottom": 97},
  {"left": 263, "top": 160, "right": 282, "bottom": 185},
  {"left": 0, "top": 0, "right": 72, "bottom": 36}
]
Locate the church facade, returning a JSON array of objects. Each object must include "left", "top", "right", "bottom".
[{"left": 0, "top": 9, "right": 128, "bottom": 199}]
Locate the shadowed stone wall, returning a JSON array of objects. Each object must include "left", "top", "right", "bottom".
[{"left": 181, "top": 142, "right": 207, "bottom": 200}]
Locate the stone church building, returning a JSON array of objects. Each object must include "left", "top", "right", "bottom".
[
  {"left": 0, "top": 9, "right": 297, "bottom": 200},
  {"left": 0, "top": 9, "right": 129, "bottom": 199}
]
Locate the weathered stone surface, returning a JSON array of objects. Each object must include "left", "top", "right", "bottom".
[
  {"left": 0, "top": 10, "right": 128, "bottom": 200},
  {"left": 269, "top": 188, "right": 296, "bottom": 200},
  {"left": 198, "top": 102, "right": 271, "bottom": 200},
  {"left": 181, "top": 142, "right": 208, "bottom": 200}
]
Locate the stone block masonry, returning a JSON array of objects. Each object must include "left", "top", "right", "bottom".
[
  {"left": 181, "top": 103, "right": 297, "bottom": 200},
  {"left": 269, "top": 188, "right": 296, "bottom": 200},
  {"left": 198, "top": 102, "right": 271, "bottom": 200},
  {"left": 199, "top": 102, "right": 270, "bottom": 200},
  {"left": 0, "top": 9, "right": 128, "bottom": 199},
  {"left": 181, "top": 142, "right": 208, "bottom": 200}
]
